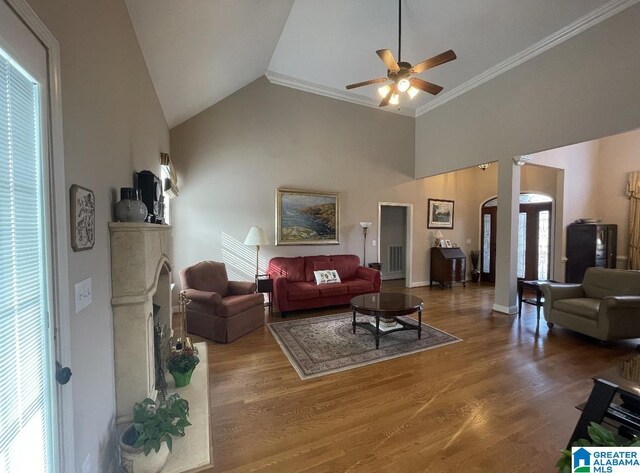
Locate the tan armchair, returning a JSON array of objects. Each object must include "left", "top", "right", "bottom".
[
  {"left": 540, "top": 268, "right": 640, "bottom": 343},
  {"left": 179, "top": 261, "right": 265, "bottom": 343}
]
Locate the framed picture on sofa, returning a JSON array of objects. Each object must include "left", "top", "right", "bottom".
[
  {"left": 428, "top": 198, "right": 454, "bottom": 229},
  {"left": 276, "top": 188, "right": 339, "bottom": 245}
]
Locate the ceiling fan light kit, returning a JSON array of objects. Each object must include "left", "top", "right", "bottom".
[{"left": 346, "top": 0, "right": 456, "bottom": 107}]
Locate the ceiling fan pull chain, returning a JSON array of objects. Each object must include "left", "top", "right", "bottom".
[{"left": 398, "top": 0, "right": 402, "bottom": 62}]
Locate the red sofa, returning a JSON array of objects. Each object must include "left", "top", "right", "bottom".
[{"left": 267, "top": 254, "right": 381, "bottom": 315}]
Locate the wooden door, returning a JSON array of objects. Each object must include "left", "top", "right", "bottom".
[{"left": 480, "top": 206, "right": 497, "bottom": 283}]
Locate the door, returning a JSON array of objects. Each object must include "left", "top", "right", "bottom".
[
  {"left": 481, "top": 195, "right": 553, "bottom": 284},
  {"left": 0, "top": 2, "right": 69, "bottom": 471},
  {"left": 480, "top": 206, "right": 497, "bottom": 283}
]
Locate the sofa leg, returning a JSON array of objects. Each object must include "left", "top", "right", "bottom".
[{"left": 547, "top": 322, "right": 554, "bottom": 329}]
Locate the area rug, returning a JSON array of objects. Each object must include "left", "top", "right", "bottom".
[{"left": 267, "top": 312, "right": 461, "bottom": 379}]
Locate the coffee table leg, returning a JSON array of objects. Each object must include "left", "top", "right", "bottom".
[
  {"left": 352, "top": 308, "right": 356, "bottom": 334},
  {"left": 418, "top": 308, "right": 422, "bottom": 340},
  {"left": 375, "top": 315, "right": 380, "bottom": 349}
]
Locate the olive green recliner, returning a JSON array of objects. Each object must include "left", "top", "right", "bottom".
[{"left": 540, "top": 268, "right": 640, "bottom": 342}]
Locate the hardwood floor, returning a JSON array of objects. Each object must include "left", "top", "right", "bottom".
[{"left": 195, "top": 281, "right": 637, "bottom": 472}]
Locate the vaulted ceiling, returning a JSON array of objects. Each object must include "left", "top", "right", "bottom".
[{"left": 124, "top": 0, "right": 630, "bottom": 128}]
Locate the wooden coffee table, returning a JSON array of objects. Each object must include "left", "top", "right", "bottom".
[{"left": 350, "top": 293, "right": 423, "bottom": 349}]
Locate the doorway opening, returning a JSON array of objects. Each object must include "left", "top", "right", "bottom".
[
  {"left": 480, "top": 193, "right": 553, "bottom": 283},
  {"left": 377, "top": 203, "right": 413, "bottom": 287}
]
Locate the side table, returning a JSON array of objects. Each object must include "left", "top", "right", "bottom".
[
  {"left": 256, "top": 274, "right": 273, "bottom": 315},
  {"left": 517, "top": 279, "right": 556, "bottom": 322}
]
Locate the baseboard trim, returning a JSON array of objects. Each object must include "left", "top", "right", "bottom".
[
  {"left": 409, "top": 280, "right": 429, "bottom": 288},
  {"left": 493, "top": 303, "right": 518, "bottom": 315}
]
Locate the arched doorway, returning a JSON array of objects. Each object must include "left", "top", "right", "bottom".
[{"left": 481, "top": 193, "right": 553, "bottom": 283}]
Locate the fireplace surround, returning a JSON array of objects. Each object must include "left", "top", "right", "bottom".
[{"left": 109, "top": 222, "right": 173, "bottom": 422}]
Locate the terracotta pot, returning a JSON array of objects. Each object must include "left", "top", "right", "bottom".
[{"left": 120, "top": 425, "right": 170, "bottom": 473}]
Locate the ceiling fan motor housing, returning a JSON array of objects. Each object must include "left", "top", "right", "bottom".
[{"left": 388, "top": 62, "right": 412, "bottom": 83}]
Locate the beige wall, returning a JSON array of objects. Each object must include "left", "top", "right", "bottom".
[
  {"left": 414, "top": 5, "right": 640, "bottom": 310},
  {"left": 23, "top": 0, "right": 169, "bottom": 471}
]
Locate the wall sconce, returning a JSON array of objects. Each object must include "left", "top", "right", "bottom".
[
  {"left": 513, "top": 155, "right": 533, "bottom": 166},
  {"left": 478, "top": 163, "right": 491, "bottom": 171},
  {"left": 360, "top": 222, "right": 372, "bottom": 265}
]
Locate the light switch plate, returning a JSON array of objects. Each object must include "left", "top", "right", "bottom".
[
  {"left": 466, "top": 239, "right": 472, "bottom": 244},
  {"left": 372, "top": 240, "right": 376, "bottom": 247},
  {"left": 75, "top": 277, "right": 92, "bottom": 314}
]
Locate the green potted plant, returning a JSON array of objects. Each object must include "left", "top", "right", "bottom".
[
  {"left": 557, "top": 422, "right": 640, "bottom": 472},
  {"left": 469, "top": 250, "right": 480, "bottom": 283},
  {"left": 120, "top": 393, "right": 190, "bottom": 473},
  {"left": 166, "top": 346, "right": 199, "bottom": 387}
]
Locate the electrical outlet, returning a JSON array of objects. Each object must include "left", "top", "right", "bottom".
[
  {"left": 466, "top": 239, "right": 472, "bottom": 244},
  {"left": 372, "top": 240, "right": 376, "bottom": 247},
  {"left": 75, "top": 277, "right": 92, "bottom": 314}
]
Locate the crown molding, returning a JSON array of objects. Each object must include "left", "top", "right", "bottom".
[
  {"left": 415, "top": 0, "right": 640, "bottom": 117},
  {"left": 265, "top": 70, "right": 416, "bottom": 118}
]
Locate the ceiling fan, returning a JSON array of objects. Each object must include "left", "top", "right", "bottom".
[{"left": 346, "top": 0, "right": 456, "bottom": 107}]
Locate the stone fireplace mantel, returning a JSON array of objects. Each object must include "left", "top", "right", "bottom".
[{"left": 109, "top": 222, "right": 173, "bottom": 422}]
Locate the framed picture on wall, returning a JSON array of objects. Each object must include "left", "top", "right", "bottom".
[
  {"left": 276, "top": 188, "right": 339, "bottom": 245},
  {"left": 70, "top": 184, "right": 95, "bottom": 251},
  {"left": 428, "top": 198, "right": 454, "bottom": 229}
]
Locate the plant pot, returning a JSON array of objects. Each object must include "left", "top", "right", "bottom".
[
  {"left": 471, "top": 270, "right": 480, "bottom": 283},
  {"left": 120, "top": 425, "right": 170, "bottom": 473},
  {"left": 170, "top": 367, "right": 194, "bottom": 387}
]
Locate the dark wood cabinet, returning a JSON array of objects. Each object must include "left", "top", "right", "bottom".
[
  {"left": 430, "top": 247, "right": 466, "bottom": 289},
  {"left": 566, "top": 224, "right": 617, "bottom": 283}
]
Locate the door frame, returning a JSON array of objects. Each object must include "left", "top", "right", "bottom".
[
  {"left": 4, "top": 0, "right": 74, "bottom": 471},
  {"left": 377, "top": 202, "right": 413, "bottom": 287},
  {"left": 479, "top": 191, "right": 555, "bottom": 283}
]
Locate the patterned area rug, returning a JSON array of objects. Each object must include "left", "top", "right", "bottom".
[{"left": 268, "top": 312, "right": 461, "bottom": 379}]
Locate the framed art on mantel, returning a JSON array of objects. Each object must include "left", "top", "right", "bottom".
[
  {"left": 428, "top": 198, "right": 454, "bottom": 229},
  {"left": 70, "top": 184, "right": 95, "bottom": 251},
  {"left": 276, "top": 188, "right": 339, "bottom": 245}
]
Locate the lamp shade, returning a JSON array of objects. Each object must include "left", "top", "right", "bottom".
[
  {"left": 244, "top": 226, "right": 269, "bottom": 246},
  {"left": 359, "top": 222, "right": 372, "bottom": 229}
]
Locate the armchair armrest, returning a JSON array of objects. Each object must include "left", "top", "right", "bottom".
[
  {"left": 183, "top": 288, "right": 222, "bottom": 306},
  {"left": 540, "top": 283, "right": 585, "bottom": 302},
  {"left": 602, "top": 296, "right": 640, "bottom": 309},
  {"left": 356, "top": 266, "right": 378, "bottom": 283},
  {"left": 228, "top": 280, "right": 256, "bottom": 295}
]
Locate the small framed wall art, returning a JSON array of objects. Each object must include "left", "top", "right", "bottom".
[
  {"left": 428, "top": 198, "right": 454, "bottom": 229},
  {"left": 276, "top": 188, "right": 339, "bottom": 245},
  {"left": 70, "top": 184, "right": 95, "bottom": 251}
]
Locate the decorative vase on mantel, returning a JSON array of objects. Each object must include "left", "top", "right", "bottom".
[
  {"left": 170, "top": 367, "right": 194, "bottom": 388},
  {"left": 115, "top": 187, "right": 148, "bottom": 223}
]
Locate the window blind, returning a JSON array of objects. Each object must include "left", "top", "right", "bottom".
[{"left": 0, "top": 49, "right": 52, "bottom": 473}]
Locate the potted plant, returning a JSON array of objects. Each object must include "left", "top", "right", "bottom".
[
  {"left": 557, "top": 421, "right": 640, "bottom": 472},
  {"left": 166, "top": 345, "right": 199, "bottom": 387},
  {"left": 120, "top": 393, "right": 191, "bottom": 473},
  {"left": 469, "top": 250, "right": 480, "bottom": 283}
]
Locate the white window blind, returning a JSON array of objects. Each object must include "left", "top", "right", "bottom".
[{"left": 0, "top": 49, "right": 52, "bottom": 473}]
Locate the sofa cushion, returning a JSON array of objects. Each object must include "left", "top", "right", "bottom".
[
  {"left": 317, "top": 283, "right": 348, "bottom": 297},
  {"left": 288, "top": 282, "right": 320, "bottom": 300},
  {"left": 268, "top": 256, "right": 306, "bottom": 282},
  {"left": 342, "top": 278, "right": 374, "bottom": 294},
  {"left": 305, "top": 256, "right": 332, "bottom": 281},
  {"left": 554, "top": 298, "right": 601, "bottom": 320},
  {"left": 218, "top": 293, "right": 264, "bottom": 318},
  {"left": 582, "top": 268, "right": 640, "bottom": 299},
  {"left": 331, "top": 255, "right": 360, "bottom": 280}
]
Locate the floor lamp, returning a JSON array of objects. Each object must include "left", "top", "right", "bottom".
[
  {"left": 244, "top": 226, "right": 269, "bottom": 276},
  {"left": 360, "top": 222, "right": 372, "bottom": 266}
]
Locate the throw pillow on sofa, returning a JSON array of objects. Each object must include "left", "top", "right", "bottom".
[{"left": 314, "top": 269, "right": 341, "bottom": 285}]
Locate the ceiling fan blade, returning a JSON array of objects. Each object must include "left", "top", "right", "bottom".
[
  {"left": 410, "top": 78, "right": 444, "bottom": 95},
  {"left": 379, "top": 84, "right": 397, "bottom": 107},
  {"left": 376, "top": 49, "right": 400, "bottom": 72},
  {"left": 345, "top": 78, "right": 388, "bottom": 90},
  {"left": 411, "top": 49, "right": 457, "bottom": 74}
]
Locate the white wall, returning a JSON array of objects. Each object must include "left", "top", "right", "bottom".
[{"left": 24, "top": 0, "right": 169, "bottom": 471}]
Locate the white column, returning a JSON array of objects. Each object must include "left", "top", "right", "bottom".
[{"left": 493, "top": 158, "right": 521, "bottom": 314}]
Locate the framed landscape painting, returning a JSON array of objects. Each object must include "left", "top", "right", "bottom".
[
  {"left": 276, "top": 189, "right": 339, "bottom": 245},
  {"left": 428, "top": 198, "right": 454, "bottom": 229}
]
